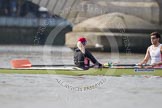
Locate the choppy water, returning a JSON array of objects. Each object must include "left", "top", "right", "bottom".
[{"left": 0, "top": 45, "right": 162, "bottom": 108}]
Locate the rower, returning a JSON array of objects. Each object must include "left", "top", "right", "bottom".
[
  {"left": 138, "top": 32, "right": 162, "bottom": 68},
  {"left": 74, "top": 37, "right": 102, "bottom": 69}
]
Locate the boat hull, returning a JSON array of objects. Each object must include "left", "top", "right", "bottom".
[{"left": 0, "top": 68, "right": 162, "bottom": 76}]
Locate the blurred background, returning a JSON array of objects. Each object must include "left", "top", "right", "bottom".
[
  {"left": 0, "top": 0, "right": 162, "bottom": 53},
  {"left": 0, "top": 0, "right": 72, "bottom": 46}
]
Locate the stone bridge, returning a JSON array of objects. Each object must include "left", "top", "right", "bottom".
[
  {"left": 31, "top": 0, "right": 162, "bottom": 24},
  {"left": 31, "top": 0, "right": 162, "bottom": 52}
]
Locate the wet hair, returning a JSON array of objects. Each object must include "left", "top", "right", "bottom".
[{"left": 150, "top": 32, "right": 161, "bottom": 39}]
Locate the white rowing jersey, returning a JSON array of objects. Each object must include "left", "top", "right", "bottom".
[{"left": 149, "top": 44, "right": 162, "bottom": 66}]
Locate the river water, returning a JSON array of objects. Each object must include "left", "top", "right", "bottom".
[{"left": 0, "top": 45, "right": 162, "bottom": 108}]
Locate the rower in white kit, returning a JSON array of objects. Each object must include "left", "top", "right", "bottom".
[{"left": 138, "top": 32, "right": 162, "bottom": 68}]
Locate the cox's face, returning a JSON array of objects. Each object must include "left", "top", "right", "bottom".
[
  {"left": 82, "top": 41, "right": 87, "bottom": 46},
  {"left": 151, "top": 35, "right": 159, "bottom": 45}
]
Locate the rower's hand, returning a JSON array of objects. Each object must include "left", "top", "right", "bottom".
[
  {"left": 151, "top": 63, "right": 159, "bottom": 67},
  {"left": 137, "top": 63, "right": 154, "bottom": 68},
  {"left": 97, "top": 63, "right": 103, "bottom": 68},
  {"left": 94, "top": 63, "right": 103, "bottom": 68},
  {"left": 136, "top": 63, "right": 147, "bottom": 68}
]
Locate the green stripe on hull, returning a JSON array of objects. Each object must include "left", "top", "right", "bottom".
[{"left": 0, "top": 68, "right": 162, "bottom": 76}]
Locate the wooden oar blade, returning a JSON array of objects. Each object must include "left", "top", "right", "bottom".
[{"left": 10, "top": 59, "right": 32, "bottom": 68}]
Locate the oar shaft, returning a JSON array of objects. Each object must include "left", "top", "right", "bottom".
[
  {"left": 115, "top": 64, "right": 151, "bottom": 66},
  {"left": 32, "top": 64, "right": 74, "bottom": 67},
  {"left": 105, "top": 64, "right": 151, "bottom": 67},
  {"left": 112, "top": 64, "right": 135, "bottom": 66}
]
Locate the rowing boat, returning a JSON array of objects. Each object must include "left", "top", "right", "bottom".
[
  {"left": 0, "top": 67, "right": 162, "bottom": 76},
  {"left": 0, "top": 59, "right": 161, "bottom": 76}
]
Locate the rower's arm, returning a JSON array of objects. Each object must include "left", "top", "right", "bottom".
[
  {"left": 139, "top": 47, "right": 150, "bottom": 65},
  {"left": 155, "top": 61, "right": 162, "bottom": 65},
  {"left": 85, "top": 50, "right": 101, "bottom": 65}
]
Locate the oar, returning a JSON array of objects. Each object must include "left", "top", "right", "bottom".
[
  {"left": 10, "top": 59, "right": 151, "bottom": 69},
  {"left": 103, "top": 63, "right": 150, "bottom": 67},
  {"left": 112, "top": 64, "right": 149, "bottom": 66},
  {"left": 10, "top": 59, "right": 32, "bottom": 68},
  {"left": 32, "top": 64, "right": 74, "bottom": 67},
  {"left": 10, "top": 59, "right": 74, "bottom": 68}
]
